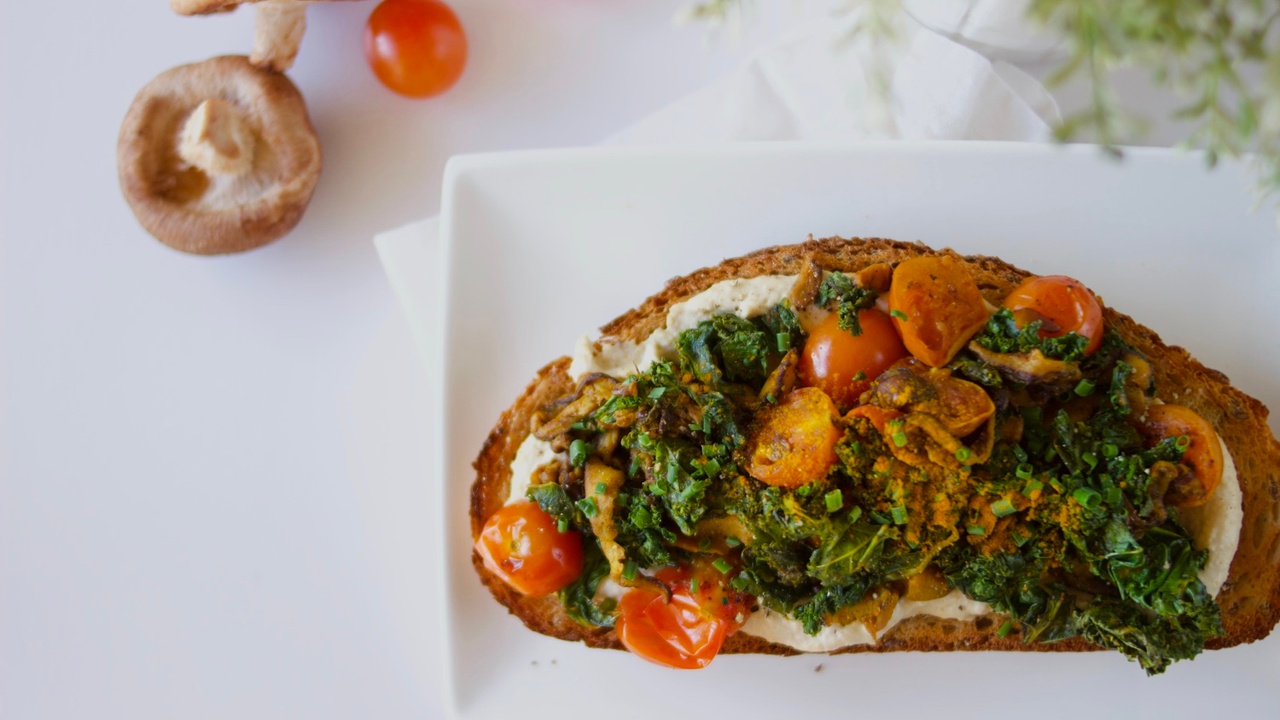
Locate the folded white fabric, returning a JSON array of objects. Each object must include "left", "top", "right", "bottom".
[{"left": 376, "top": 11, "right": 1059, "bottom": 345}]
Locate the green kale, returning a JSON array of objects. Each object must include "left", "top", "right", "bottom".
[
  {"left": 613, "top": 489, "right": 676, "bottom": 568},
  {"left": 758, "top": 299, "right": 807, "bottom": 353},
  {"left": 972, "top": 307, "right": 1089, "bottom": 362},
  {"left": 815, "top": 271, "right": 877, "bottom": 335},
  {"left": 676, "top": 314, "right": 770, "bottom": 386},
  {"left": 527, "top": 483, "right": 579, "bottom": 528},
  {"left": 558, "top": 537, "right": 617, "bottom": 628},
  {"left": 791, "top": 580, "right": 873, "bottom": 635}
]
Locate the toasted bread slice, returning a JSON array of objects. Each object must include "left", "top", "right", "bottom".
[{"left": 470, "top": 236, "right": 1280, "bottom": 656}]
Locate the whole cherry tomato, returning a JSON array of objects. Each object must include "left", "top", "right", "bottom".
[
  {"left": 474, "top": 502, "right": 583, "bottom": 595},
  {"left": 887, "top": 255, "right": 990, "bottom": 368},
  {"left": 364, "top": 0, "right": 467, "bottom": 98},
  {"left": 616, "top": 564, "right": 750, "bottom": 669},
  {"left": 799, "top": 310, "right": 908, "bottom": 408},
  {"left": 1137, "top": 404, "right": 1224, "bottom": 508},
  {"left": 1001, "top": 275, "right": 1104, "bottom": 355}
]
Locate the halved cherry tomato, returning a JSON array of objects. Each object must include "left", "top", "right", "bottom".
[
  {"left": 474, "top": 502, "right": 583, "bottom": 595},
  {"left": 616, "top": 564, "right": 750, "bottom": 669},
  {"left": 799, "top": 310, "right": 908, "bottom": 408},
  {"left": 887, "top": 255, "right": 990, "bottom": 368},
  {"left": 364, "top": 0, "right": 467, "bottom": 98},
  {"left": 747, "top": 387, "right": 842, "bottom": 488},
  {"left": 1002, "top": 275, "right": 1104, "bottom": 355},
  {"left": 1137, "top": 404, "right": 1224, "bottom": 507}
]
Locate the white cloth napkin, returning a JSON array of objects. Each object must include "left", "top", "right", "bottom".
[
  {"left": 363, "top": 10, "right": 1060, "bottom": 707},
  {"left": 376, "top": 13, "right": 1058, "bottom": 334}
]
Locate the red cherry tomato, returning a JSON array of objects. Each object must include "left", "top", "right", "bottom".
[
  {"left": 474, "top": 502, "right": 583, "bottom": 596},
  {"left": 1001, "top": 275, "right": 1104, "bottom": 355},
  {"left": 1137, "top": 404, "right": 1224, "bottom": 508},
  {"left": 616, "top": 565, "right": 750, "bottom": 669},
  {"left": 799, "top": 310, "right": 908, "bottom": 408},
  {"left": 364, "top": 0, "right": 467, "bottom": 98}
]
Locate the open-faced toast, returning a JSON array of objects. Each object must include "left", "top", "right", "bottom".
[{"left": 470, "top": 237, "right": 1280, "bottom": 672}]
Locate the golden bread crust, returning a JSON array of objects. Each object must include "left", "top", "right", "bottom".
[{"left": 470, "top": 236, "right": 1280, "bottom": 657}]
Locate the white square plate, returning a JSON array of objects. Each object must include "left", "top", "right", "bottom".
[{"left": 436, "top": 142, "right": 1280, "bottom": 719}]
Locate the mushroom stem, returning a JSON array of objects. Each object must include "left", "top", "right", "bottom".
[
  {"left": 178, "top": 98, "right": 256, "bottom": 177},
  {"left": 251, "top": 1, "right": 308, "bottom": 72}
]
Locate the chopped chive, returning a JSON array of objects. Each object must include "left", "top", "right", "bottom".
[
  {"left": 1012, "top": 530, "right": 1032, "bottom": 547},
  {"left": 852, "top": 370, "right": 867, "bottom": 382},
  {"left": 712, "top": 558, "right": 733, "bottom": 574},
  {"left": 730, "top": 576, "right": 749, "bottom": 591},
  {"left": 1082, "top": 451, "right": 1098, "bottom": 470},
  {"left": 576, "top": 497, "right": 599, "bottom": 518},
  {"left": 1074, "top": 379, "right": 1096, "bottom": 397},
  {"left": 690, "top": 578, "right": 700, "bottom": 594},
  {"left": 1023, "top": 479, "right": 1044, "bottom": 497},
  {"left": 1104, "top": 486, "right": 1123, "bottom": 507},
  {"left": 1015, "top": 463, "right": 1034, "bottom": 480},
  {"left": 892, "top": 431, "right": 908, "bottom": 448},
  {"left": 650, "top": 480, "right": 668, "bottom": 495},
  {"left": 991, "top": 498, "right": 1017, "bottom": 518},
  {"left": 890, "top": 309, "right": 908, "bottom": 321},
  {"left": 1072, "top": 487, "right": 1102, "bottom": 512},
  {"left": 622, "top": 561, "right": 637, "bottom": 582},
  {"left": 955, "top": 447, "right": 972, "bottom": 462},
  {"left": 594, "top": 481, "right": 607, "bottom": 495},
  {"left": 699, "top": 536, "right": 713, "bottom": 552},
  {"left": 1175, "top": 434, "right": 1192, "bottom": 452},
  {"left": 725, "top": 536, "right": 742, "bottom": 548},
  {"left": 967, "top": 524, "right": 987, "bottom": 536},
  {"left": 797, "top": 484, "right": 812, "bottom": 497},
  {"left": 647, "top": 386, "right": 666, "bottom": 400},
  {"left": 1048, "top": 477, "right": 1065, "bottom": 494},
  {"left": 891, "top": 506, "right": 909, "bottom": 525},
  {"left": 569, "top": 439, "right": 589, "bottom": 468},
  {"left": 848, "top": 506, "right": 863, "bottom": 523},
  {"left": 1102, "top": 443, "right": 1119, "bottom": 458},
  {"left": 777, "top": 332, "right": 791, "bottom": 352},
  {"left": 557, "top": 518, "right": 569, "bottom": 533},
  {"left": 997, "top": 620, "right": 1014, "bottom": 638},
  {"left": 825, "top": 489, "right": 844, "bottom": 513},
  {"left": 1012, "top": 444, "right": 1028, "bottom": 463}
]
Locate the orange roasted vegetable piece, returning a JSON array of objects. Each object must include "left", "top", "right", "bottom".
[
  {"left": 747, "top": 387, "right": 842, "bottom": 488},
  {"left": 1137, "top": 404, "right": 1224, "bottom": 508},
  {"left": 888, "top": 255, "right": 990, "bottom": 367}
]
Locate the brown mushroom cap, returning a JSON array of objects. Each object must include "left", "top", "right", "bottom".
[{"left": 117, "top": 55, "right": 322, "bottom": 255}]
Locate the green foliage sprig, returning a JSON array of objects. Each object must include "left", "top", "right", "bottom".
[{"left": 686, "top": 0, "right": 1280, "bottom": 198}]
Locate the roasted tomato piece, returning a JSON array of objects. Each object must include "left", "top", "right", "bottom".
[
  {"left": 747, "top": 387, "right": 842, "bottom": 488},
  {"left": 1002, "top": 275, "right": 1104, "bottom": 355},
  {"left": 799, "top": 310, "right": 908, "bottom": 408},
  {"left": 474, "top": 502, "right": 583, "bottom": 595},
  {"left": 617, "top": 563, "right": 750, "bottom": 669},
  {"left": 887, "top": 255, "right": 990, "bottom": 367},
  {"left": 844, "top": 404, "right": 904, "bottom": 435},
  {"left": 1137, "top": 404, "right": 1224, "bottom": 507}
]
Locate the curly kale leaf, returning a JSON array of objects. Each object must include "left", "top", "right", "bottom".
[
  {"left": 1077, "top": 595, "right": 1222, "bottom": 675},
  {"left": 791, "top": 580, "right": 873, "bottom": 635},
  {"left": 758, "top": 299, "right": 807, "bottom": 353},
  {"left": 816, "top": 272, "right": 877, "bottom": 335},
  {"left": 972, "top": 307, "right": 1089, "bottom": 361},
  {"left": 676, "top": 314, "right": 770, "bottom": 386},
  {"left": 558, "top": 537, "right": 617, "bottom": 628},
  {"left": 527, "top": 483, "right": 579, "bottom": 528}
]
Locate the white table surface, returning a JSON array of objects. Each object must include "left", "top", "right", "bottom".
[{"left": 0, "top": 2, "right": 1220, "bottom": 719}]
